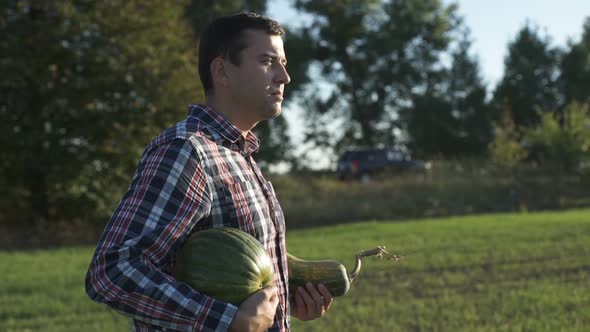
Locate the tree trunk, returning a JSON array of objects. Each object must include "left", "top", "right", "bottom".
[{"left": 27, "top": 163, "right": 49, "bottom": 225}]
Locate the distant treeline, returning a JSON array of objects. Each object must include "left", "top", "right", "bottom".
[{"left": 1, "top": 1, "right": 589, "bottom": 233}]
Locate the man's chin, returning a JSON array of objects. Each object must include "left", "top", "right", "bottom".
[
  {"left": 272, "top": 108, "right": 282, "bottom": 118},
  {"left": 266, "top": 105, "right": 282, "bottom": 119}
]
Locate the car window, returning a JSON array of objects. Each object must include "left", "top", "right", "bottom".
[
  {"left": 387, "top": 150, "right": 404, "bottom": 161},
  {"left": 339, "top": 152, "right": 354, "bottom": 161},
  {"left": 374, "top": 151, "right": 388, "bottom": 162},
  {"left": 341, "top": 149, "right": 408, "bottom": 162}
]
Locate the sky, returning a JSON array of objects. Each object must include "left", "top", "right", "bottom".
[{"left": 265, "top": 1, "right": 590, "bottom": 169}]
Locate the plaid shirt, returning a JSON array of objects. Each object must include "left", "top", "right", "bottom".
[{"left": 86, "top": 104, "right": 290, "bottom": 332}]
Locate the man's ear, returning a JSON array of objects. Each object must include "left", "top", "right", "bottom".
[{"left": 210, "top": 56, "right": 229, "bottom": 88}]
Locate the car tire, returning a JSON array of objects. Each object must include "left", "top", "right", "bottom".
[{"left": 360, "top": 173, "right": 372, "bottom": 183}]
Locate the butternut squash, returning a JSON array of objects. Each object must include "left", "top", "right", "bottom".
[{"left": 287, "top": 246, "right": 395, "bottom": 297}]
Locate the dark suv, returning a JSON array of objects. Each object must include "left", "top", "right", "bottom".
[{"left": 336, "top": 148, "right": 430, "bottom": 180}]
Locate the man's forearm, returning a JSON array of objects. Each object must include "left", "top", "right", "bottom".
[{"left": 86, "top": 243, "right": 238, "bottom": 331}]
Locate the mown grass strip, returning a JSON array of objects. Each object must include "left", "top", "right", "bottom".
[{"left": 1, "top": 209, "right": 589, "bottom": 331}]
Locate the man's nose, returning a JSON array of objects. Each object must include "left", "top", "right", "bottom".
[{"left": 275, "top": 63, "right": 291, "bottom": 85}]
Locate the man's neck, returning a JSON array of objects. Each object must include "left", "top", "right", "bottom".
[{"left": 206, "top": 95, "right": 257, "bottom": 137}]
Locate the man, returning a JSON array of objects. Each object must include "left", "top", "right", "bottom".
[{"left": 85, "top": 12, "right": 332, "bottom": 332}]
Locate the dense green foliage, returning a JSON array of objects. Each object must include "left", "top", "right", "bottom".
[
  {"left": 524, "top": 102, "right": 590, "bottom": 171},
  {"left": 490, "top": 21, "right": 590, "bottom": 172},
  {"left": 404, "top": 27, "right": 492, "bottom": 157},
  {"left": 0, "top": 0, "right": 200, "bottom": 226},
  {"left": 489, "top": 105, "right": 528, "bottom": 168},
  {"left": 1, "top": 1, "right": 589, "bottom": 252},
  {"left": 561, "top": 18, "right": 590, "bottom": 105},
  {"left": 0, "top": 0, "right": 296, "bottom": 229},
  {"left": 492, "top": 23, "right": 562, "bottom": 128},
  {"left": 1, "top": 210, "right": 589, "bottom": 331},
  {"left": 184, "top": 0, "right": 267, "bottom": 35},
  {"left": 285, "top": 4, "right": 590, "bottom": 162},
  {"left": 286, "top": 0, "right": 461, "bottom": 151}
]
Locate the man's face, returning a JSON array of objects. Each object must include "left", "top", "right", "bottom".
[{"left": 225, "top": 29, "right": 291, "bottom": 122}]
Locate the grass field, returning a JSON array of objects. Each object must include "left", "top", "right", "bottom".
[{"left": 1, "top": 209, "right": 589, "bottom": 331}]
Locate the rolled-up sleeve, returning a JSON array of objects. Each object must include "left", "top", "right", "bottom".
[{"left": 85, "top": 138, "right": 237, "bottom": 331}]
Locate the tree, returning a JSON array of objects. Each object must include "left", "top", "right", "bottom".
[
  {"left": 285, "top": 0, "right": 459, "bottom": 154},
  {"left": 560, "top": 17, "right": 590, "bottom": 105},
  {"left": 446, "top": 28, "right": 493, "bottom": 155},
  {"left": 0, "top": 1, "right": 200, "bottom": 225},
  {"left": 404, "top": 26, "right": 492, "bottom": 157},
  {"left": 184, "top": 0, "right": 267, "bottom": 35},
  {"left": 492, "top": 23, "right": 562, "bottom": 129}
]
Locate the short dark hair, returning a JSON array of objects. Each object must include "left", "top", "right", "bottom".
[{"left": 198, "top": 12, "right": 285, "bottom": 95}]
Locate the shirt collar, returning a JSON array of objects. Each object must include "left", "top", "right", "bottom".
[{"left": 187, "top": 104, "right": 260, "bottom": 155}]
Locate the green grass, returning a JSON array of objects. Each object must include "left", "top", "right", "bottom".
[{"left": 1, "top": 209, "right": 589, "bottom": 331}]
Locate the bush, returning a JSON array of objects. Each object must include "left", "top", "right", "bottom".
[
  {"left": 524, "top": 102, "right": 590, "bottom": 172},
  {"left": 489, "top": 105, "right": 528, "bottom": 168},
  {"left": 271, "top": 160, "right": 590, "bottom": 229}
]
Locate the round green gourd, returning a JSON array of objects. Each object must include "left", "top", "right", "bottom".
[{"left": 174, "top": 227, "right": 274, "bottom": 305}]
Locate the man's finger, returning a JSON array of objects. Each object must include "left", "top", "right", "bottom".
[
  {"left": 294, "top": 290, "right": 305, "bottom": 315},
  {"left": 317, "top": 283, "right": 334, "bottom": 311},
  {"left": 297, "top": 286, "right": 314, "bottom": 317},
  {"left": 305, "top": 283, "right": 324, "bottom": 315},
  {"left": 261, "top": 286, "right": 277, "bottom": 299},
  {"left": 260, "top": 286, "right": 279, "bottom": 312}
]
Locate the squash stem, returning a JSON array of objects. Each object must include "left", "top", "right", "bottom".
[{"left": 348, "top": 246, "right": 400, "bottom": 282}]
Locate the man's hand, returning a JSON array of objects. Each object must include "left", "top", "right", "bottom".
[
  {"left": 229, "top": 286, "right": 279, "bottom": 332},
  {"left": 291, "top": 283, "right": 333, "bottom": 321}
]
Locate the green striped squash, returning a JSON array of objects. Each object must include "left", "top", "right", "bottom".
[
  {"left": 174, "top": 227, "right": 274, "bottom": 305},
  {"left": 287, "top": 253, "right": 351, "bottom": 297}
]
